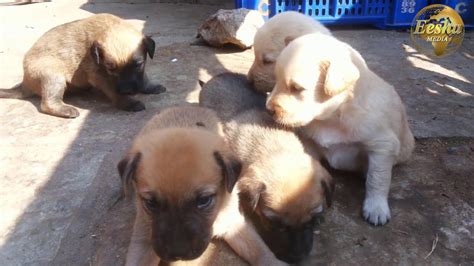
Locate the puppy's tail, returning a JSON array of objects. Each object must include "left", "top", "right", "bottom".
[{"left": 0, "top": 83, "right": 33, "bottom": 99}]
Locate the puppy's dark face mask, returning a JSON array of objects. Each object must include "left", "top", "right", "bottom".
[
  {"left": 255, "top": 207, "right": 324, "bottom": 263},
  {"left": 239, "top": 177, "right": 334, "bottom": 263},
  {"left": 91, "top": 36, "right": 155, "bottom": 95},
  {"left": 143, "top": 189, "right": 218, "bottom": 261},
  {"left": 118, "top": 146, "right": 241, "bottom": 262}
]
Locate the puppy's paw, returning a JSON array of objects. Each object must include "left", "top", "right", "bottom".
[
  {"left": 57, "top": 105, "right": 80, "bottom": 118},
  {"left": 141, "top": 83, "right": 166, "bottom": 94},
  {"left": 124, "top": 100, "right": 146, "bottom": 112},
  {"left": 363, "top": 196, "right": 391, "bottom": 226}
]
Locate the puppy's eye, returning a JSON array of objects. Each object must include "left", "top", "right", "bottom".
[
  {"left": 142, "top": 197, "right": 158, "bottom": 211},
  {"left": 262, "top": 57, "right": 274, "bottom": 65},
  {"left": 104, "top": 63, "right": 119, "bottom": 76},
  {"left": 134, "top": 61, "right": 144, "bottom": 68},
  {"left": 269, "top": 220, "right": 287, "bottom": 232},
  {"left": 262, "top": 212, "right": 287, "bottom": 232},
  {"left": 311, "top": 205, "right": 324, "bottom": 215},
  {"left": 105, "top": 61, "right": 117, "bottom": 71},
  {"left": 196, "top": 194, "right": 215, "bottom": 209},
  {"left": 289, "top": 83, "right": 304, "bottom": 93}
]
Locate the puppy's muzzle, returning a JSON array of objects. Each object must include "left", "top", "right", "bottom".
[
  {"left": 153, "top": 240, "right": 207, "bottom": 262},
  {"left": 266, "top": 101, "right": 284, "bottom": 119},
  {"left": 269, "top": 226, "right": 314, "bottom": 263},
  {"left": 117, "top": 78, "right": 144, "bottom": 95},
  {"left": 152, "top": 221, "right": 211, "bottom": 262}
]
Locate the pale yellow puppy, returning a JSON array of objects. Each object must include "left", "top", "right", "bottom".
[
  {"left": 266, "top": 33, "right": 415, "bottom": 226},
  {"left": 248, "top": 11, "right": 331, "bottom": 93}
]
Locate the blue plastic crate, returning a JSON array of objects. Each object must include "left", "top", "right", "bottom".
[
  {"left": 430, "top": 0, "right": 473, "bottom": 27},
  {"left": 384, "top": 0, "right": 428, "bottom": 27},
  {"left": 234, "top": 0, "right": 429, "bottom": 28}
]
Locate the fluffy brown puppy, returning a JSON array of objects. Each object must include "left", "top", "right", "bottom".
[
  {"left": 225, "top": 109, "right": 334, "bottom": 264},
  {"left": 139, "top": 105, "right": 224, "bottom": 136},
  {"left": 267, "top": 33, "right": 415, "bottom": 226},
  {"left": 0, "top": 13, "right": 165, "bottom": 118},
  {"left": 248, "top": 11, "right": 331, "bottom": 93},
  {"left": 118, "top": 106, "right": 285, "bottom": 266},
  {"left": 199, "top": 74, "right": 333, "bottom": 262},
  {"left": 198, "top": 73, "right": 266, "bottom": 122}
]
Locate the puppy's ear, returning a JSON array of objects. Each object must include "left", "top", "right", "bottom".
[
  {"left": 322, "top": 59, "right": 360, "bottom": 96},
  {"left": 321, "top": 172, "right": 335, "bottom": 208},
  {"left": 90, "top": 41, "right": 104, "bottom": 65},
  {"left": 213, "top": 151, "right": 242, "bottom": 193},
  {"left": 238, "top": 172, "right": 266, "bottom": 210},
  {"left": 143, "top": 36, "right": 156, "bottom": 59},
  {"left": 117, "top": 152, "right": 142, "bottom": 196}
]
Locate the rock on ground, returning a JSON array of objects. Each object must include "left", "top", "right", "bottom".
[{"left": 197, "top": 8, "right": 264, "bottom": 49}]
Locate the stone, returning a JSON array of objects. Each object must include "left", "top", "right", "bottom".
[{"left": 197, "top": 8, "right": 264, "bottom": 49}]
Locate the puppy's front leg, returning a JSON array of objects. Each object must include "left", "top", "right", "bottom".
[
  {"left": 363, "top": 146, "right": 396, "bottom": 226},
  {"left": 88, "top": 75, "right": 145, "bottom": 112},
  {"left": 214, "top": 194, "right": 286, "bottom": 266},
  {"left": 223, "top": 218, "right": 286, "bottom": 266},
  {"left": 125, "top": 211, "right": 160, "bottom": 266}
]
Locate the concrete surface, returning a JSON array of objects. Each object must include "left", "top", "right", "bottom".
[{"left": 0, "top": 1, "right": 473, "bottom": 265}]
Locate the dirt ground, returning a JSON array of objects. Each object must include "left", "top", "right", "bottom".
[{"left": 0, "top": 1, "right": 473, "bottom": 265}]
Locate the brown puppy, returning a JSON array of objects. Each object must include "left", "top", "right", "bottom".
[
  {"left": 225, "top": 109, "right": 334, "bottom": 264},
  {"left": 139, "top": 105, "right": 224, "bottom": 136},
  {"left": 118, "top": 106, "right": 285, "bottom": 266},
  {"left": 199, "top": 75, "right": 333, "bottom": 262},
  {"left": 199, "top": 73, "right": 266, "bottom": 122},
  {"left": 0, "top": 14, "right": 165, "bottom": 118}
]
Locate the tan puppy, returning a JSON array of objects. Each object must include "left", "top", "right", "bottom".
[
  {"left": 139, "top": 105, "right": 224, "bottom": 136},
  {"left": 118, "top": 106, "right": 285, "bottom": 266},
  {"left": 199, "top": 75, "right": 333, "bottom": 262},
  {"left": 266, "top": 33, "right": 415, "bottom": 226},
  {"left": 0, "top": 14, "right": 165, "bottom": 118},
  {"left": 225, "top": 109, "right": 334, "bottom": 263},
  {"left": 248, "top": 11, "right": 331, "bottom": 93}
]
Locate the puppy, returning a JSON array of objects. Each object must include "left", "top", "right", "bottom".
[
  {"left": 139, "top": 105, "right": 224, "bottom": 136},
  {"left": 248, "top": 11, "right": 331, "bottom": 93},
  {"left": 0, "top": 14, "right": 165, "bottom": 118},
  {"left": 225, "top": 109, "right": 334, "bottom": 263},
  {"left": 266, "top": 33, "right": 415, "bottom": 226},
  {"left": 199, "top": 73, "right": 266, "bottom": 122},
  {"left": 118, "top": 106, "right": 285, "bottom": 266},
  {"left": 199, "top": 74, "right": 333, "bottom": 262}
]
